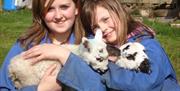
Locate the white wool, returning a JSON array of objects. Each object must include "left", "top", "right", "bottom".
[{"left": 9, "top": 54, "right": 61, "bottom": 89}]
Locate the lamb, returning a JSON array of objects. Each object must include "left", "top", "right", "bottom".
[
  {"left": 107, "top": 42, "right": 151, "bottom": 74},
  {"left": 8, "top": 55, "right": 61, "bottom": 89},
  {"left": 8, "top": 29, "right": 109, "bottom": 89}
]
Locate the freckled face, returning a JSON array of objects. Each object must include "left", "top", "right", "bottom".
[
  {"left": 94, "top": 6, "right": 117, "bottom": 44},
  {"left": 44, "top": 0, "right": 78, "bottom": 34}
]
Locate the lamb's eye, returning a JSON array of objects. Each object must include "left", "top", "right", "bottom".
[
  {"left": 127, "top": 54, "right": 135, "bottom": 60},
  {"left": 99, "top": 49, "right": 103, "bottom": 53},
  {"left": 126, "top": 52, "right": 137, "bottom": 60}
]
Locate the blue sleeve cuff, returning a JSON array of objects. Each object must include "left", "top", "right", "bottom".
[
  {"left": 57, "top": 53, "right": 87, "bottom": 89},
  {"left": 19, "top": 85, "right": 37, "bottom": 91},
  {"left": 57, "top": 53, "right": 106, "bottom": 91}
]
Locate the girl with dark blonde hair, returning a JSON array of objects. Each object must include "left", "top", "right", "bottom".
[
  {"left": 79, "top": 0, "right": 180, "bottom": 90},
  {"left": 0, "top": 0, "right": 88, "bottom": 90}
]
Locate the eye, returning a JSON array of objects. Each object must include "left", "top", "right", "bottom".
[
  {"left": 126, "top": 54, "right": 134, "bottom": 60},
  {"left": 99, "top": 49, "right": 104, "bottom": 53},
  {"left": 60, "top": 5, "right": 69, "bottom": 10},
  {"left": 102, "top": 17, "right": 109, "bottom": 23},
  {"left": 126, "top": 52, "right": 137, "bottom": 60},
  {"left": 48, "top": 7, "right": 54, "bottom": 12}
]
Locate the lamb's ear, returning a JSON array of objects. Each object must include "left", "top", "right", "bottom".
[
  {"left": 82, "top": 37, "right": 90, "bottom": 49},
  {"left": 82, "top": 37, "right": 88, "bottom": 43},
  {"left": 94, "top": 28, "right": 103, "bottom": 40}
]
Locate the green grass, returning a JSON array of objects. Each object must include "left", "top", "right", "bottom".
[
  {"left": 143, "top": 18, "right": 180, "bottom": 82},
  {"left": 0, "top": 10, "right": 180, "bottom": 82},
  {"left": 0, "top": 9, "right": 32, "bottom": 65}
]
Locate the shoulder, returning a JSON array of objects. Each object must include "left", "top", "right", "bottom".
[
  {"left": 8, "top": 41, "right": 24, "bottom": 56},
  {"left": 129, "top": 37, "right": 168, "bottom": 61},
  {"left": 1, "top": 41, "right": 24, "bottom": 67},
  {"left": 140, "top": 38, "right": 163, "bottom": 52},
  {"left": 128, "top": 35, "right": 163, "bottom": 53},
  {"left": 139, "top": 38, "right": 171, "bottom": 65}
]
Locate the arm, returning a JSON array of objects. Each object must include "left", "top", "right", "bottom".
[
  {"left": 0, "top": 42, "right": 37, "bottom": 91},
  {"left": 57, "top": 53, "right": 106, "bottom": 91},
  {"left": 22, "top": 44, "right": 106, "bottom": 91},
  {"left": 102, "top": 39, "right": 180, "bottom": 91}
]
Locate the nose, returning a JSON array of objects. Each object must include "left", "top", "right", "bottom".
[{"left": 54, "top": 9, "right": 63, "bottom": 21}]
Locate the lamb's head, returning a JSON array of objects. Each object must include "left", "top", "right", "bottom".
[
  {"left": 79, "top": 29, "right": 109, "bottom": 73},
  {"left": 117, "top": 42, "right": 151, "bottom": 74}
]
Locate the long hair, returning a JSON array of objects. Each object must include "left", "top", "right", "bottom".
[
  {"left": 18, "top": 0, "right": 84, "bottom": 50},
  {"left": 80, "top": 0, "right": 153, "bottom": 46}
]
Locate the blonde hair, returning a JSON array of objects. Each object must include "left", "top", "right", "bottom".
[{"left": 18, "top": 0, "right": 84, "bottom": 49}]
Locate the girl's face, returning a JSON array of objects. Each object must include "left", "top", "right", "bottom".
[
  {"left": 44, "top": 0, "right": 78, "bottom": 35},
  {"left": 94, "top": 6, "right": 117, "bottom": 45}
]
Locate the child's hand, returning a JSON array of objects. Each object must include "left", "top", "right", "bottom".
[
  {"left": 22, "top": 44, "right": 71, "bottom": 65},
  {"left": 38, "top": 64, "right": 62, "bottom": 91}
]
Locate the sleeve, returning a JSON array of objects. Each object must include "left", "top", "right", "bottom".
[
  {"left": 102, "top": 39, "right": 180, "bottom": 91},
  {"left": 0, "top": 42, "right": 38, "bottom": 91},
  {"left": 57, "top": 53, "right": 106, "bottom": 91}
]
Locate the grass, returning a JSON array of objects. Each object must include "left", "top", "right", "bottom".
[
  {"left": 143, "top": 18, "right": 180, "bottom": 82},
  {"left": 0, "top": 9, "right": 32, "bottom": 65},
  {"left": 0, "top": 9, "right": 180, "bottom": 82}
]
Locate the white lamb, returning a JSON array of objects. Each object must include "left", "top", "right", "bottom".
[{"left": 8, "top": 29, "right": 109, "bottom": 89}]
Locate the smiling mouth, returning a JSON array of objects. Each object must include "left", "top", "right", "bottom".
[
  {"left": 55, "top": 21, "right": 65, "bottom": 24},
  {"left": 103, "top": 31, "right": 113, "bottom": 38},
  {"left": 54, "top": 18, "right": 66, "bottom": 23}
]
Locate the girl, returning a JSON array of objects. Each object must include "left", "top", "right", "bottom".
[
  {"left": 0, "top": 0, "right": 88, "bottom": 90},
  {"left": 79, "top": 0, "right": 180, "bottom": 91}
]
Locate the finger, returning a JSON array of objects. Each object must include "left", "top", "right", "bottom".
[
  {"left": 22, "top": 45, "right": 40, "bottom": 57},
  {"left": 108, "top": 56, "right": 118, "bottom": 63},
  {"left": 42, "top": 64, "right": 57, "bottom": 78},
  {"left": 30, "top": 55, "right": 45, "bottom": 65},
  {"left": 23, "top": 50, "right": 41, "bottom": 59},
  {"left": 23, "top": 47, "right": 37, "bottom": 55},
  {"left": 51, "top": 65, "right": 61, "bottom": 76}
]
